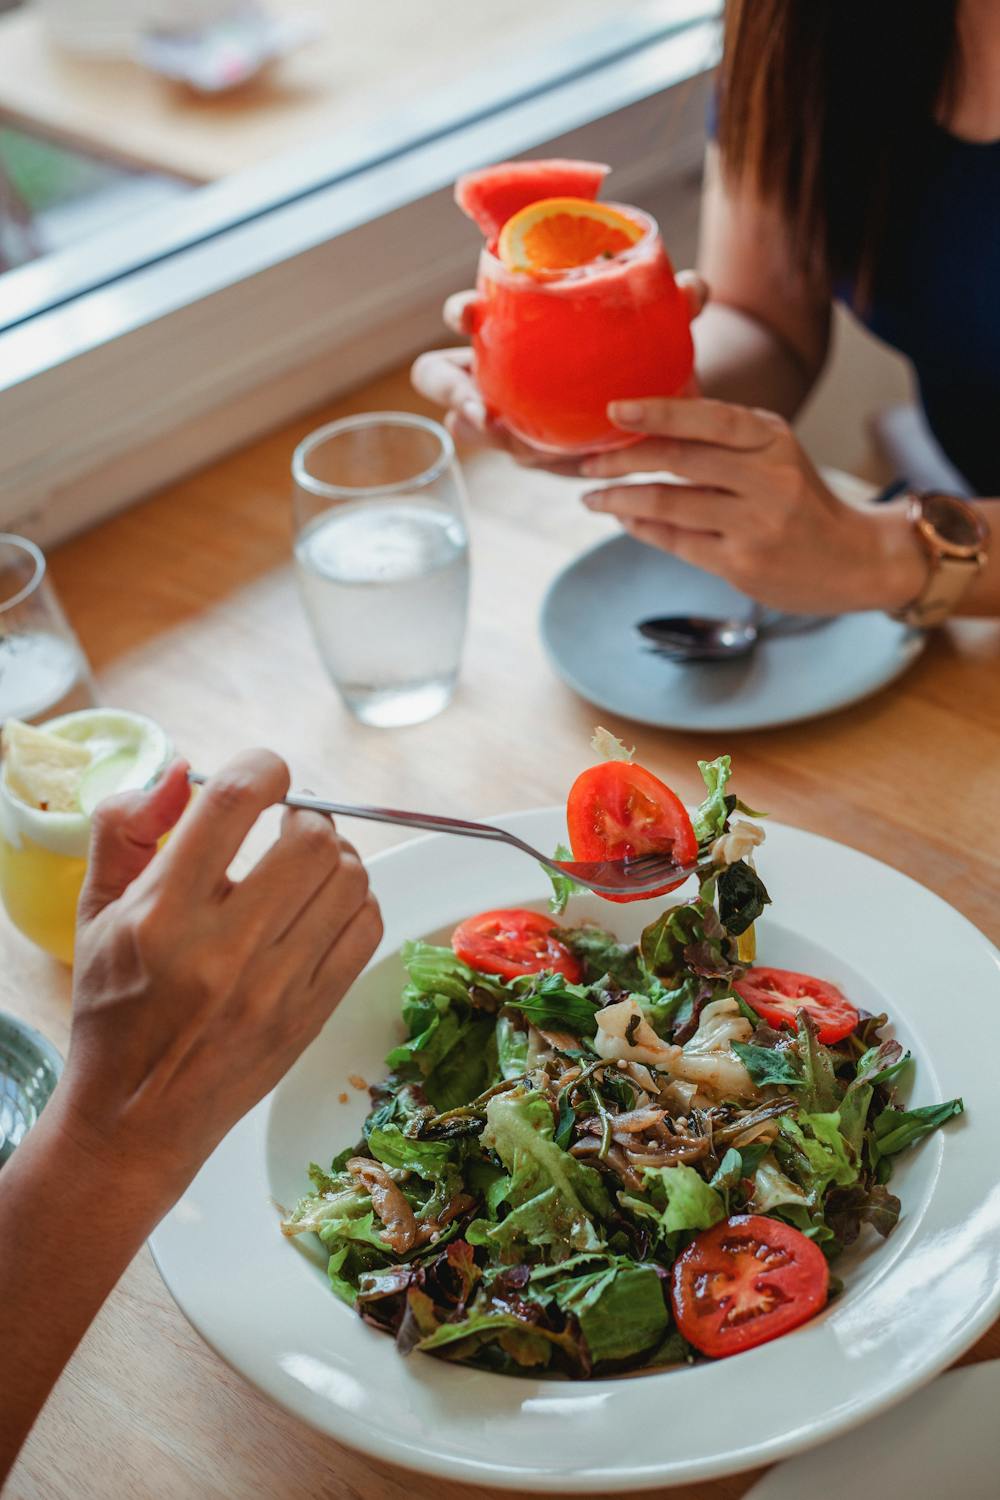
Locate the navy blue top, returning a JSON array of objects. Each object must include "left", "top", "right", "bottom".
[{"left": 842, "top": 123, "right": 1000, "bottom": 495}]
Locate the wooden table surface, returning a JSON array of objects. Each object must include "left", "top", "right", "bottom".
[
  {"left": 0, "top": 0, "right": 629, "bottom": 182},
  {"left": 4, "top": 364, "right": 1000, "bottom": 1499}
]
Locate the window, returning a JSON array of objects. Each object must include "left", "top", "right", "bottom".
[{"left": 0, "top": 0, "right": 719, "bottom": 540}]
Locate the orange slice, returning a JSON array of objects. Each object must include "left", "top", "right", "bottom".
[{"left": 497, "top": 197, "right": 643, "bottom": 274}]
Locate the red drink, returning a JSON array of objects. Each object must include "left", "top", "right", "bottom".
[{"left": 471, "top": 207, "right": 693, "bottom": 455}]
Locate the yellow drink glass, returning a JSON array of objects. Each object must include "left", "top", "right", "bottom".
[{"left": 0, "top": 709, "right": 172, "bottom": 964}]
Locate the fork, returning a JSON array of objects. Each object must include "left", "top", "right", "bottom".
[{"left": 187, "top": 774, "right": 706, "bottom": 897}]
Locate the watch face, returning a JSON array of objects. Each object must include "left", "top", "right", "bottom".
[{"left": 923, "top": 493, "right": 985, "bottom": 554}]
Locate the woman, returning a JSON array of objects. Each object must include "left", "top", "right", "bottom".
[{"left": 413, "top": 0, "right": 999, "bottom": 622}]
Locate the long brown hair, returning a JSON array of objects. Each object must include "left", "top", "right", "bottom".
[{"left": 716, "top": 0, "right": 963, "bottom": 290}]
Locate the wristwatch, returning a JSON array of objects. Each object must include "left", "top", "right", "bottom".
[{"left": 891, "top": 491, "right": 990, "bottom": 628}]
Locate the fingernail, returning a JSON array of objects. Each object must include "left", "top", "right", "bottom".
[
  {"left": 582, "top": 491, "right": 603, "bottom": 510},
  {"left": 580, "top": 457, "right": 604, "bottom": 478},
  {"left": 609, "top": 400, "right": 643, "bottom": 424},
  {"left": 462, "top": 400, "right": 485, "bottom": 429}
]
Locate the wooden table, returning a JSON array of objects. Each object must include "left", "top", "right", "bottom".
[
  {"left": 4, "top": 364, "right": 1000, "bottom": 1499},
  {"left": 0, "top": 0, "right": 630, "bottom": 182}
]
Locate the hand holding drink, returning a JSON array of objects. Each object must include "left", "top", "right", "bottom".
[{"left": 453, "top": 158, "right": 695, "bottom": 454}]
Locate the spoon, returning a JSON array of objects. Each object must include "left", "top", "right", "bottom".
[{"left": 637, "top": 604, "right": 830, "bottom": 663}]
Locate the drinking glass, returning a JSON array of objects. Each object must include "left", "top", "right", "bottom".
[
  {"left": 292, "top": 413, "right": 470, "bottom": 728},
  {"left": 0, "top": 534, "right": 96, "bottom": 727},
  {"left": 473, "top": 205, "right": 694, "bottom": 454},
  {"left": 0, "top": 708, "right": 172, "bottom": 964}
]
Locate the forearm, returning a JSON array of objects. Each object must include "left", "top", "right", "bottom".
[
  {"left": 0, "top": 1087, "right": 177, "bottom": 1482},
  {"left": 691, "top": 302, "right": 818, "bottom": 419}
]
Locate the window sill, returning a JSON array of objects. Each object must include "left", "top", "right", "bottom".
[{"left": 0, "top": 18, "right": 717, "bottom": 544}]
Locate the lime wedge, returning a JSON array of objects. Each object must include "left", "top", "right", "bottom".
[{"left": 1, "top": 719, "right": 91, "bottom": 812}]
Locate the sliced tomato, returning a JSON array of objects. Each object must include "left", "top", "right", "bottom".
[
  {"left": 452, "top": 908, "right": 582, "bottom": 983},
  {"left": 566, "top": 759, "right": 698, "bottom": 903},
  {"left": 734, "top": 966, "right": 859, "bottom": 1044},
  {"left": 671, "top": 1214, "right": 829, "bottom": 1359}
]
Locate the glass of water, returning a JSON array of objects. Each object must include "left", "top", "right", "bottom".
[
  {"left": 292, "top": 413, "right": 470, "bottom": 728},
  {"left": 0, "top": 535, "right": 96, "bottom": 726}
]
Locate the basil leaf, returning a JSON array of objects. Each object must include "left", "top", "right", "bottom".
[
  {"left": 717, "top": 859, "right": 772, "bottom": 936},
  {"left": 732, "top": 1041, "right": 804, "bottom": 1090}
]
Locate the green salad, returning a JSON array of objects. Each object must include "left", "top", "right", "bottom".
[{"left": 282, "top": 745, "right": 963, "bottom": 1376}]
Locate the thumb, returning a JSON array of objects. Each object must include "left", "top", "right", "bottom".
[
  {"left": 675, "top": 270, "right": 709, "bottom": 323},
  {"left": 77, "top": 758, "right": 191, "bottom": 923},
  {"left": 443, "top": 289, "right": 480, "bottom": 337}
]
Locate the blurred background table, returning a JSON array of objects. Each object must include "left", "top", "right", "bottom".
[
  {"left": 0, "top": 0, "right": 636, "bottom": 183},
  {"left": 3, "top": 362, "right": 999, "bottom": 1500}
]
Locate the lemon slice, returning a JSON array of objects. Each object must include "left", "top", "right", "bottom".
[
  {"left": 497, "top": 196, "right": 643, "bottom": 274},
  {"left": 1, "top": 719, "right": 91, "bottom": 812}
]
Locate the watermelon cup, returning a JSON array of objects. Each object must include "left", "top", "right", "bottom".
[{"left": 456, "top": 159, "right": 695, "bottom": 455}]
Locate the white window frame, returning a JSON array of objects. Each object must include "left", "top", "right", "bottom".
[{"left": 0, "top": 16, "right": 718, "bottom": 545}]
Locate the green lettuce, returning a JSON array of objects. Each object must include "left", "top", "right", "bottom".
[
  {"left": 619, "top": 1162, "right": 725, "bottom": 1247},
  {"left": 691, "top": 755, "right": 733, "bottom": 844},
  {"left": 400, "top": 940, "right": 506, "bottom": 1007},
  {"left": 796, "top": 1012, "right": 842, "bottom": 1113},
  {"left": 529, "top": 1256, "right": 668, "bottom": 1364},
  {"left": 545, "top": 843, "right": 586, "bottom": 916},
  {"left": 639, "top": 898, "right": 735, "bottom": 985},
  {"left": 366, "top": 1123, "right": 455, "bottom": 1180},
  {"left": 776, "top": 1111, "right": 859, "bottom": 1200},
  {"left": 495, "top": 1012, "right": 529, "bottom": 1079},
  {"left": 468, "top": 1090, "right": 612, "bottom": 1260},
  {"left": 562, "top": 923, "right": 647, "bottom": 991}
]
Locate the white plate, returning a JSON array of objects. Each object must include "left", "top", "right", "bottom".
[
  {"left": 150, "top": 811, "right": 1000, "bottom": 1492},
  {"left": 746, "top": 1360, "right": 1000, "bottom": 1500}
]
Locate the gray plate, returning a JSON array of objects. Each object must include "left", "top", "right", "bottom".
[{"left": 540, "top": 535, "right": 926, "bottom": 732}]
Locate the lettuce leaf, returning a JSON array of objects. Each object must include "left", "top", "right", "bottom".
[
  {"left": 796, "top": 1011, "right": 842, "bottom": 1113},
  {"left": 591, "top": 726, "right": 634, "bottom": 762},
  {"left": 366, "top": 1123, "right": 456, "bottom": 1180},
  {"left": 639, "top": 898, "right": 735, "bottom": 985},
  {"left": 495, "top": 1012, "right": 529, "bottom": 1079},
  {"left": 619, "top": 1162, "right": 725, "bottom": 1247},
  {"left": 386, "top": 1006, "right": 497, "bottom": 1111},
  {"left": 545, "top": 843, "right": 586, "bottom": 916},
  {"left": 852, "top": 1038, "right": 911, "bottom": 1091},
  {"left": 469, "top": 1090, "right": 613, "bottom": 1261},
  {"left": 533, "top": 1257, "right": 668, "bottom": 1364},
  {"left": 400, "top": 940, "right": 506, "bottom": 1008},
  {"left": 562, "top": 923, "right": 647, "bottom": 992},
  {"left": 326, "top": 1245, "right": 359, "bottom": 1305},
  {"left": 775, "top": 1111, "right": 858, "bottom": 1200},
  {"left": 639, "top": 979, "right": 701, "bottom": 1038},
  {"left": 691, "top": 755, "right": 733, "bottom": 844}
]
